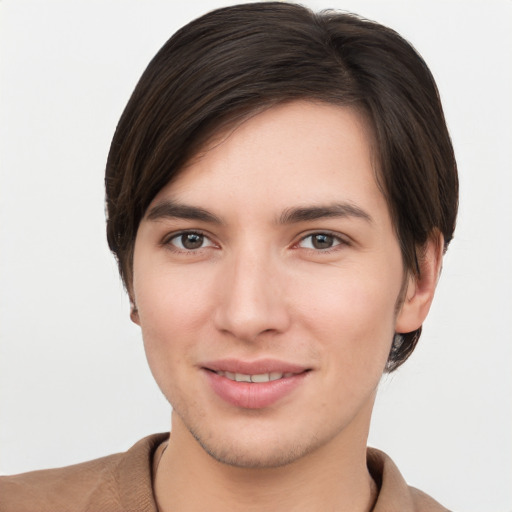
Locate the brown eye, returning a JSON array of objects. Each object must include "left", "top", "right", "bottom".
[
  {"left": 181, "top": 233, "right": 204, "bottom": 249},
  {"left": 168, "top": 232, "right": 214, "bottom": 251},
  {"left": 298, "top": 233, "right": 343, "bottom": 251},
  {"left": 311, "top": 234, "right": 334, "bottom": 249}
]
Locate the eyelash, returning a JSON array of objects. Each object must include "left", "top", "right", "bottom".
[
  {"left": 162, "top": 230, "right": 216, "bottom": 253},
  {"left": 295, "top": 231, "right": 349, "bottom": 253},
  {"left": 162, "top": 230, "right": 349, "bottom": 255}
]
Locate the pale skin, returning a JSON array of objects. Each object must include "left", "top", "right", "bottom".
[{"left": 130, "top": 101, "right": 443, "bottom": 512}]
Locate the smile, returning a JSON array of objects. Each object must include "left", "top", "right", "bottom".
[
  {"left": 202, "top": 360, "right": 310, "bottom": 409},
  {"left": 214, "top": 371, "right": 297, "bottom": 383}
]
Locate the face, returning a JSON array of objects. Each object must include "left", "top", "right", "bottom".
[{"left": 132, "top": 101, "right": 415, "bottom": 468}]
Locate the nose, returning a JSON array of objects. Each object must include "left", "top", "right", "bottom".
[{"left": 213, "top": 249, "right": 291, "bottom": 343}]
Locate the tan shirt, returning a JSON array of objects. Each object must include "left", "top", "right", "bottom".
[{"left": 0, "top": 433, "right": 449, "bottom": 511}]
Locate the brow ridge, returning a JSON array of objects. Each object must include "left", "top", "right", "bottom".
[
  {"left": 146, "top": 200, "right": 372, "bottom": 226},
  {"left": 146, "top": 200, "right": 222, "bottom": 224},
  {"left": 278, "top": 203, "right": 373, "bottom": 224}
]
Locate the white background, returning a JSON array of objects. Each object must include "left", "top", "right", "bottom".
[{"left": 1, "top": 1, "right": 511, "bottom": 511}]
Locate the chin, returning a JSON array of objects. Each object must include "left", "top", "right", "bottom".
[
  {"left": 199, "top": 439, "right": 315, "bottom": 469},
  {"left": 187, "top": 421, "right": 325, "bottom": 469}
]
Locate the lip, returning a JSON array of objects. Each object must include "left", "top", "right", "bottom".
[
  {"left": 201, "top": 358, "right": 310, "bottom": 409},
  {"left": 202, "top": 358, "right": 308, "bottom": 375}
]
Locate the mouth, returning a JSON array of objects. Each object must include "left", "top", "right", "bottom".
[
  {"left": 210, "top": 370, "right": 298, "bottom": 383},
  {"left": 201, "top": 359, "right": 311, "bottom": 409}
]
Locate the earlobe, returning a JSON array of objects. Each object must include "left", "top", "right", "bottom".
[
  {"left": 395, "top": 232, "right": 444, "bottom": 334},
  {"left": 130, "top": 302, "right": 141, "bottom": 325}
]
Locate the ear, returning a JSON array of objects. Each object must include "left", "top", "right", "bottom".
[
  {"left": 130, "top": 300, "right": 141, "bottom": 325},
  {"left": 395, "top": 232, "right": 444, "bottom": 334}
]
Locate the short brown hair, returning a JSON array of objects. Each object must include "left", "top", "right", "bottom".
[{"left": 105, "top": 2, "right": 458, "bottom": 371}]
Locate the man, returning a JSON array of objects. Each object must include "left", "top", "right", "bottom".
[{"left": 0, "top": 3, "right": 458, "bottom": 510}]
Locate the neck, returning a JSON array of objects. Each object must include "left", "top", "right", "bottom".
[{"left": 154, "top": 411, "right": 377, "bottom": 512}]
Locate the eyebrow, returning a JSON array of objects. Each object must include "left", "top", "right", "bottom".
[
  {"left": 146, "top": 199, "right": 372, "bottom": 226},
  {"left": 278, "top": 202, "right": 373, "bottom": 225},
  {"left": 146, "top": 200, "right": 223, "bottom": 224}
]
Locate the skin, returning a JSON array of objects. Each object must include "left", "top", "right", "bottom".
[{"left": 131, "top": 101, "right": 442, "bottom": 511}]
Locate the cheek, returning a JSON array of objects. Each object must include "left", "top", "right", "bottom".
[
  {"left": 133, "top": 266, "right": 215, "bottom": 381},
  {"left": 294, "top": 267, "right": 398, "bottom": 362},
  {"left": 135, "top": 281, "right": 211, "bottom": 410},
  {"left": 136, "top": 263, "right": 214, "bottom": 330}
]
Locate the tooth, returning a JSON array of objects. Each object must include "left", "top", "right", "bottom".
[
  {"left": 222, "top": 371, "right": 290, "bottom": 383},
  {"left": 251, "top": 373, "right": 270, "bottom": 383}
]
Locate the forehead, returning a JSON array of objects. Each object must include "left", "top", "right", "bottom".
[{"left": 151, "top": 101, "right": 383, "bottom": 215}]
